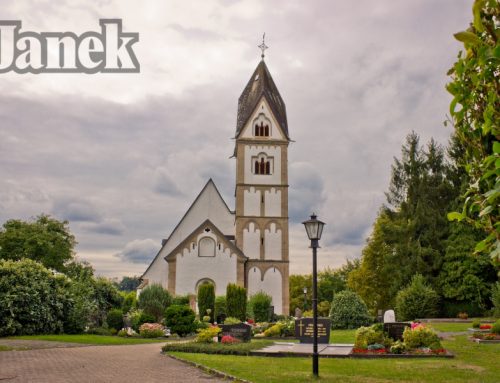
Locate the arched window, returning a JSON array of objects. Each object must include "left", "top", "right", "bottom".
[
  {"left": 198, "top": 237, "right": 216, "bottom": 257},
  {"left": 253, "top": 155, "right": 272, "bottom": 175},
  {"left": 254, "top": 119, "right": 270, "bottom": 137}
]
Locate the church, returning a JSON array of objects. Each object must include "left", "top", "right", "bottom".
[{"left": 139, "top": 54, "right": 291, "bottom": 315}]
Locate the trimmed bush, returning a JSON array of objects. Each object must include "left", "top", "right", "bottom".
[
  {"left": 130, "top": 309, "right": 156, "bottom": 332},
  {"left": 402, "top": 325, "right": 441, "bottom": 350},
  {"left": 263, "top": 323, "right": 283, "bottom": 337},
  {"left": 162, "top": 339, "right": 273, "bottom": 355},
  {"left": 172, "top": 294, "right": 190, "bottom": 306},
  {"left": 223, "top": 317, "right": 241, "bottom": 325},
  {"left": 396, "top": 274, "right": 439, "bottom": 321},
  {"left": 214, "top": 295, "right": 227, "bottom": 322},
  {"left": 248, "top": 291, "right": 272, "bottom": 322},
  {"left": 164, "top": 304, "right": 196, "bottom": 337},
  {"left": 106, "top": 308, "right": 123, "bottom": 331},
  {"left": 329, "top": 290, "right": 372, "bottom": 329},
  {"left": 198, "top": 284, "right": 215, "bottom": 322},
  {"left": 139, "top": 323, "right": 164, "bottom": 338},
  {"left": 226, "top": 283, "right": 247, "bottom": 321},
  {"left": 492, "top": 319, "right": 500, "bottom": 335},
  {"left": 137, "top": 284, "right": 172, "bottom": 322},
  {"left": 354, "top": 325, "right": 385, "bottom": 349},
  {"left": 196, "top": 326, "right": 221, "bottom": 343},
  {"left": 472, "top": 319, "right": 481, "bottom": 328}
]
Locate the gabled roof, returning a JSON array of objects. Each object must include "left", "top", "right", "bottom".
[
  {"left": 236, "top": 60, "right": 289, "bottom": 139},
  {"left": 140, "top": 179, "right": 235, "bottom": 279},
  {"left": 164, "top": 219, "right": 247, "bottom": 262}
]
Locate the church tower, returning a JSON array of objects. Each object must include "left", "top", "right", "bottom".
[{"left": 234, "top": 56, "right": 290, "bottom": 315}]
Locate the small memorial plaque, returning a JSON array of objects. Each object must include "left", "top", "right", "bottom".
[
  {"left": 219, "top": 323, "right": 252, "bottom": 342},
  {"left": 295, "top": 318, "right": 331, "bottom": 344},
  {"left": 384, "top": 322, "right": 410, "bottom": 341}
]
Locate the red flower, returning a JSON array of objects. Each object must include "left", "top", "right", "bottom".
[
  {"left": 221, "top": 335, "right": 240, "bottom": 344},
  {"left": 479, "top": 324, "right": 492, "bottom": 330}
]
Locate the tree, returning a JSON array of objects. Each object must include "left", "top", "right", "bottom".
[
  {"left": 117, "top": 276, "right": 141, "bottom": 291},
  {"left": 289, "top": 274, "right": 311, "bottom": 315},
  {"left": 164, "top": 305, "right": 196, "bottom": 337},
  {"left": 248, "top": 291, "right": 272, "bottom": 322},
  {"left": 446, "top": 0, "right": 499, "bottom": 263},
  {"left": 395, "top": 274, "right": 439, "bottom": 321},
  {"left": 226, "top": 283, "right": 247, "bottom": 321},
  {"left": 197, "top": 283, "right": 215, "bottom": 322},
  {"left": 0, "top": 214, "right": 76, "bottom": 272},
  {"left": 329, "top": 290, "right": 372, "bottom": 329},
  {"left": 137, "top": 284, "right": 172, "bottom": 322}
]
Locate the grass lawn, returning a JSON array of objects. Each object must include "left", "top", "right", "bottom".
[
  {"left": 10, "top": 334, "right": 167, "bottom": 345},
  {"left": 0, "top": 345, "right": 15, "bottom": 351},
  {"left": 169, "top": 335, "right": 499, "bottom": 382},
  {"left": 329, "top": 329, "right": 355, "bottom": 343},
  {"left": 426, "top": 322, "right": 472, "bottom": 332}
]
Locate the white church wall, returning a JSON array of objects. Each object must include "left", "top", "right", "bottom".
[
  {"left": 247, "top": 266, "right": 283, "bottom": 314},
  {"left": 244, "top": 145, "right": 281, "bottom": 185},
  {"left": 175, "top": 232, "right": 237, "bottom": 296},
  {"left": 243, "top": 222, "right": 260, "bottom": 259},
  {"left": 244, "top": 187, "right": 261, "bottom": 216},
  {"left": 264, "top": 223, "right": 282, "bottom": 260},
  {"left": 141, "top": 254, "right": 169, "bottom": 289},
  {"left": 264, "top": 188, "right": 281, "bottom": 216},
  {"left": 239, "top": 99, "right": 285, "bottom": 140}
]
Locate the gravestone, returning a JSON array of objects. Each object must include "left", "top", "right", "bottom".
[
  {"left": 383, "top": 309, "right": 396, "bottom": 323},
  {"left": 295, "top": 307, "right": 302, "bottom": 319},
  {"left": 384, "top": 322, "right": 411, "bottom": 341},
  {"left": 295, "top": 318, "right": 331, "bottom": 344},
  {"left": 219, "top": 323, "right": 252, "bottom": 342}
]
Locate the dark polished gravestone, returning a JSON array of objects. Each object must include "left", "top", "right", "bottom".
[
  {"left": 384, "top": 322, "right": 411, "bottom": 341},
  {"left": 219, "top": 323, "right": 252, "bottom": 342},
  {"left": 295, "top": 318, "right": 331, "bottom": 344}
]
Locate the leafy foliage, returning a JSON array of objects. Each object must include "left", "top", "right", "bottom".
[
  {"left": 0, "top": 215, "right": 76, "bottom": 272},
  {"left": 197, "top": 283, "right": 215, "bottom": 322},
  {"left": 117, "top": 276, "right": 141, "bottom": 291},
  {"left": 223, "top": 317, "right": 241, "bottom": 325},
  {"left": 446, "top": 0, "right": 499, "bottom": 263},
  {"left": 121, "top": 291, "right": 137, "bottom": 314},
  {"left": 226, "top": 283, "right": 247, "bottom": 321},
  {"left": 162, "top": 339, "right": 273, "bottom": 355},
  {"left": 329, "top": 290, "right": 372, "bottom": 329},
  {"left": 106, "top": 308, "right": 124, "bottom": 331},
  {"left": 354, "top": 325, "right": 385, "bottom": 349},
  {"left": 402, "top": 325, "right": 441, "bottom": 350},
  {"left": 139, "top": 323, "right": 164, "bottom": 338},
  {"left": 137, "top": 284, "right": 172, "bottom": 322},
  {"left": 172, "top": 294, "right": 191, "bottom": 306},
  {"left": 396, "top": 275, "right": 439, "bottom": 321},
  {"left": 248, "top": 291, "right": 272, "bottom": 322},
  {"left": 492, "top": 282, "right": 500, "bottom": 317},
  {"left": 164, "top": 304, "right": 196, "bottom": 337},
  {"left": 196, "top": 326, "right": 221, "bottom": 343}
]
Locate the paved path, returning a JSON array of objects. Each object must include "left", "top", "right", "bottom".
[{"left": 0, "top": 342, "right": 227, "bottom": 382}]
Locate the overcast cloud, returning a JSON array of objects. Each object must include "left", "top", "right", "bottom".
[{"left": 0, "top": 0, "right": 471, "bottom": 277}]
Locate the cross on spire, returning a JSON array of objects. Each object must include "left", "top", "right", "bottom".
[{"left": 258, "top": 33, "right": 268, "bottom": 60}]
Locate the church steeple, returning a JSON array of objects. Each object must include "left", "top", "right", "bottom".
[{"left": 235, "top": 60, "right": 289, "bottom": 140}]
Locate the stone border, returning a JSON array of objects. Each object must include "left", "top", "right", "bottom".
[
  {"left": 471, "top": 338, "right": 500, "bottom": 344},
  {"left": 165, "top": 353, "right": 251, "bottom": 383},
  {"left": 250, "top": 350, "right": 351, "bottom": 358}
]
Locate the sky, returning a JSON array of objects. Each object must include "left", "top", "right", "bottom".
[{"left": 0, "top": 0, "right": 472, "bottom": 278}]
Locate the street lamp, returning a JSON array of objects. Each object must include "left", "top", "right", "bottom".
[
  {"left": 302, "top": 213, "right": 325, "bottom": 377},
  {"left": 303, "top": 286, "right": 308, "bottom": 311}
]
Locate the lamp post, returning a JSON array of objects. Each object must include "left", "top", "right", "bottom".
[
  {"left": 302, "top": 213, "right": 325, "bottom": 378},
  {"left": 303, "top": 287, "right": 308, "bottom": 311}
]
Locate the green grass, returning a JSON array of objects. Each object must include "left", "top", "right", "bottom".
[
  {"left": 10, "top": 334, "right": 167, "bottom": 345},
  {"left": 427, "top": 323, "right": 472, "bottom": 332},
  {"left": 329, "top": 329, "right": 355, "bottom": 343},
  {"left": 169, "top": 334, "right": 500, "bottom": 382}
]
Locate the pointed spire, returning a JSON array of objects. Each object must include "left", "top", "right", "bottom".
[{"left": 258, "top": 33, "right": 268, "bottom": 60}]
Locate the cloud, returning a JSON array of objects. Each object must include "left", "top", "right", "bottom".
[
  {"left": 289, "top": 162, "right": 326, "bottom": 222},
  {"left": 115, "top": 239, "right": 159, "bottom": 264},
  {"left": 81, "top": 219, "right": 126, "bottom": 236},
  {"left": 52, "top": 198, "right": 101, "bottom": 222}
]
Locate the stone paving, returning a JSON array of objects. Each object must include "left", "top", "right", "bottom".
[
  {"left": 0, "top": 342, "right": 226, "bottom": 382},
  {"left": 251, "top": 342, "right": 353, "bottom": 357}
]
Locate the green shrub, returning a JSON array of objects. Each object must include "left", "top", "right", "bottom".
[
  {"left": 396, "top": 274, "right": 439, "bottom": 321},
  {"left": 162, "top": 339, "right": 273, "bottom": 355},
  {"left": 196, "top": 326, "right": 221, "bottom": 343},
  {"left": 472, "top": 319, "right": 481, "bottom": 329},
  {"left": 248, "top": 291, "right": 272, "bottom": 322},
  {"left": 329, "top": 290, "right": 372, "bottom": 329},
  {"left": 226, "top": 283, "right": 247, "bottom": 321},
  {"left": 137, "top": 284, "right": 172, "bottom": 322},
  {"left": 106, "top": 308, "right": 124, "bottom": 331},
  {"left": 87, "top": 327, "right": 113, "bottom": 336},
  {"left": 491, "top": 319, "right": 500, "bottom": 334},
  {"left": 129, "top": 309, "right": 155, "bottom": 332},
  {"left": 214, "top": 296, "right": 226, "bottom": 322},
  {"left": 0, "top": 259, "right": 67, "bottom": 336},
  {"left": 198, "top": 284, "right": 215, "bottom": 322},
  {"left": 172, "top": 294, "right": 190, "bottom": 306},
  {"left": 139, "top": 323, "right": 164, "bottom": 338},
  {"left": 402, "top": 325, "right": 441, "bottom": 350},
  {"left": 278, "top": 318, "right": 295, "bottom": 337},
  {"left": 354, "top": 325, "right": 385, "bottom": 349},
  {"left": 492, "top": 282, "right": 500, "bottom": 318},
  {"left": 263, "top": 323, "right": 283, "bottom": 337},
  {"left": 224, "top": 317, "right": 241, "bottom": 325},
  {"left": 117, "top": 329, "right": 127, "bottom": 337},
  {"left": 122, "top": 291, "right": 137, "bottom": 314},
  {"left": 390, "top": 340, "right": 406, "bottom": 354},
  {"left": 318, "top": 301, "right": 331, "bottom": 317},
  {"left": 164, "top": 304, "right": 196, "bottom": 337},
  {"left": 440, "top": 300, "right": 484, "bottom": 318}
]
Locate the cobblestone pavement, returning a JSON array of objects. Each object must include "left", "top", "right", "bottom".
[{"left": 0, "top": 342, "right": 227, "bottom": 382}]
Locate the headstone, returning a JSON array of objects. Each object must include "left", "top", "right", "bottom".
[
  {"left": 219, "top": 323, "right": 252, "bottom": 342},
  {"left": 295, "top": 307, "right": 302, "bottom": 319},
  {"left": 383, "top": 309, "right": 396, "bottom": 323},
  {"left": 295, "top": 318, "right": 331, "bottom": 344},
  {"left": 384, "top": 322, "right": 411, "bottom": 341}
]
